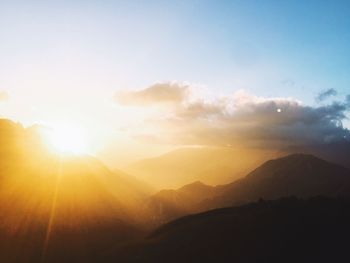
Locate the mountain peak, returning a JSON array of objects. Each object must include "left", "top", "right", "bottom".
[
  {"left": 215, "top": 153, "right": 350, "bottom": 205},
  {"left": 277, "top": 153, "right": 323, "bottom": 162},
  {"left": 281, "top": 153, "right": 318, "bottom": 159},
  {"left": 250, "top": 153, "right": 344, "bottom": 179}
]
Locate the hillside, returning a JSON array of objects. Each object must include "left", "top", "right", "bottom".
[{"left": 110, "top": 197, "right": 350, "bottom": 263}]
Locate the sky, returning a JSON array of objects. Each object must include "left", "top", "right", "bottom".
[{"left": 0, "top": 0, "right": 350, "bottom": 166}]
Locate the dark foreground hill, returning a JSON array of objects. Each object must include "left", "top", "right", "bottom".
[{"left": 109, "top": 197, "right": 350, "bottom": 263}]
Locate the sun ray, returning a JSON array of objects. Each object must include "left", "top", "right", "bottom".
[{"left": 41, "top": 158, "right": 63, "bottom": 263}]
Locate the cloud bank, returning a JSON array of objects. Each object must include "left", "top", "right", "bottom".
[{"left": 115, "top": 82, "right": 350, "bottom": 151}]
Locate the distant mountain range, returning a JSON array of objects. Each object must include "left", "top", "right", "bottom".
[
  {"left": 148, "top": 154, "right": 350, "bottom": 223},
  {"left": 125, "top": 141, "right": 350, "bottom": 190},
  {"left": 125, "top": 147, "right": 283, "bottom": 189}
]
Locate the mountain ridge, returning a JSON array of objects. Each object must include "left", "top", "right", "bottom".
[
  {"left": 109, "top": 197, "right": 350, "bottom": 263},
  {"left": 125, "top": 147, "right": 283, "bottom": 189},
  {"left": 149, "top": 153, "right": 350, "bottom": 223}
]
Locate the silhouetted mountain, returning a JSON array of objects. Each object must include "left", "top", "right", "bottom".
[
  {"left": 286, "top": 142, "right": 350, "bottom": 170},
  {"left": 110, "top": 197, "right": 350, "bottom": 263},
  {"left": 125, "top": 147, "right": 283, "bottom": 189},
  {"left": 149, "top": 154, "right": 350, "bottom": 223},
  {"left": 203, "top": 153, "right": 350, "bottom": 209}
]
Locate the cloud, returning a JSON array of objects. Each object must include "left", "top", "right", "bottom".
[
  {"left": 162, "top": 91, "right": 350, "bottom": 148},
  {"left": 316, "top": 88, "right": 337, "bottom": 102},
  {"left": 114, "top": 82, "right": 191, "bottom": 106},
  {"left": 0, "top": 91, "right": 9, "bottom": 102},
  {"left": 115, "top": 82, "right": 350, "bottom": 153}
]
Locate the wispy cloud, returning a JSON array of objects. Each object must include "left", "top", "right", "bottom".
[
  {"left": 316, "top": 88, "right": 337, "bottom": 102},
  {"left": 114, "top": 82, "right": 191, "bottom": 106}
]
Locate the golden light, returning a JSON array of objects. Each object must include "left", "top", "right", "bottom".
[{"left": 44, "top": 123, "right": 90, "bottom": 155}]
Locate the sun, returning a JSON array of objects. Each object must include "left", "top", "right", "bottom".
[{"left": 44, "top": 123, "right": 90, "bottom": 155}]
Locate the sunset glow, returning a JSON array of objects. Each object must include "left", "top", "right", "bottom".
[
  {"left": 44, "top": 123, "right": 90, "bottom": 155},
  {"left": 0, "top": 1, "right": 349, "bottom": 262}
]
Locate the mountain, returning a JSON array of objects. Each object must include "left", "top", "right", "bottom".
[
  {"left": 125, "top": 147, "right": 283, "bottom": 189},
  {"left": 286, "top": 142, "right": 350, "bottom": 170},
  {"left": 146, "top": 181, "right": 216, "bottom": 224},
  {"left": 111, "top": 197, "right": 350, "bottom": 263},
  {"left": 0, "top": 119, "right": 150, "bottom": 262},
  {"left": 148, "top": 154, "right": 350, "bottom": 223},
  {"left": 204, "top": 153, "right": 350, "bottom": 209},
  {"left": 2, "top": 118, "right": 350, "bottom": 262}
]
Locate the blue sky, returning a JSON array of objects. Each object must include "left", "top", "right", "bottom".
[
  {"left": 1, "top": 1, "right": 350, "bottom": 101},
  {"left": 0, "top": 0, "right": 349, "bottom": 164}
]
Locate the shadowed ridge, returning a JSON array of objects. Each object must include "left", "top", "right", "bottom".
[
  {"left": 256, "top": 153, "right": 343, "bottom": 168},
  {"left": 146, "top": 153, "right": 350, "bottom": 224},
  {"left": 113, "top": 197, "right": 350, "bottom": 263}
]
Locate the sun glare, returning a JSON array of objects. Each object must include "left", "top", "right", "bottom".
[{"left": 45, "top": 123, "right": 89, "bottom": 155}]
